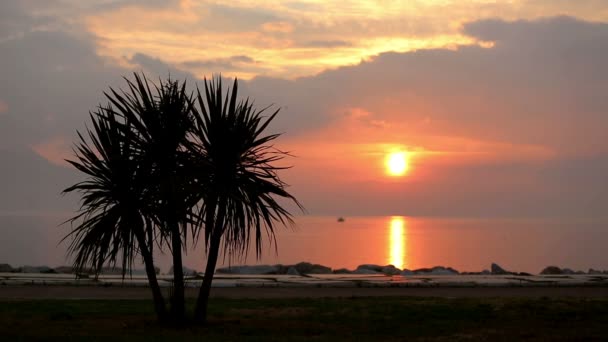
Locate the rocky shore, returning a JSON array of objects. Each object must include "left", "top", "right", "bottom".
[{"left": 2, "top": 262, "right": 608, "bottom": 277}]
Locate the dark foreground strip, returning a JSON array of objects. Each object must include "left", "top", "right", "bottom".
[{"left": 1, "top": 285, "right": 607, "bottom": 300}]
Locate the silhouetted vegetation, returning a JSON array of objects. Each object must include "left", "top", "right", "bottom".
[
  {"left": 190, "top": 77, "right": 302, "bottom": 322},
  {"left": 63, "top": 73, "right": 301, "bottom": 324}
]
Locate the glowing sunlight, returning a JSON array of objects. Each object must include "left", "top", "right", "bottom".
[
  {"left": 385, "top": 151, "right": 409, "bottom": 177},
  {"left": 389, "top": 216, "right": 407, "bottom": 270}
]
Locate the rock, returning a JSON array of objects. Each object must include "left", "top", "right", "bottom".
[
  {"left": 462, "top": 270, "right": 491, "bottom": 275},
  {"left": 309, "top": 265, "right": 332, "bottom": 274},
  {"left": 588, "top": 268, "right": 603, "bottom": 275},
  {"left": 414, "top": 266, "right": 458, "bottom": 275},
  {"left": 293, "top": 262, "right": 313, "bottom": 273},
  {"left": 0, "top": 264, "right": 13, "bottom": 273},
  {"left": 561, "top": 268, "right": 575, "bottom": 275},
  {"left": 274, "top": 265, "right": 288, "bottom": 274},
  {"left": 412, "top": 267, "right": 432, "bottom": 274},
  {"left": 168, "top": 266, "right": 199, "bottom": 276},
  {"left": 215, "top": 265, "right": 277, "bottom": 275},
  {"left": 54, "top": 266, "right": 74, "bottom": 274},
  {"left": 353, "top": 268, "right": 381, "bottom": 274},
  {"left": 435, "top": 266, "right": 459, "bottom": 275},
  {"left": 491, "top": 263, "right": 510, "bottom": 275},
  {"left": 540, "top": 266, "right": 562, "bottom": 275},
  {"left": 381, "top": 265, "right": 402, "bottom": 275},
  {"left": 20, "top": 266, "right": 53, "bottom": 273},
  {"left": 294, "top": 262, "right": 332, "bottom": 274},
  {"left": 517, "top": 272, "right": 532, "bottom": 276},
  {"left": 356, "top": 264, "right": 383, "bottom": 273},
  {"left": 401, "top": 269, "right": 414, "bottom": 276},
  {"left": 333, "top": 268, "right": 353, "bottom": 274},
  {"left": 286, "top": 267, "right": 300, "bottom": 276},
  {"left": 100, "top": 267, "right": 125, "bottom": 275}
]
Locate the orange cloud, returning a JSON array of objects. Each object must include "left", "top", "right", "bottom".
[
  {"left": 279, "top": 104, "right": 555, "bottom": 191},
  {"left": 262, "top": 21, "right": 294, "bottom": 33},
  {"left": 31, "top": 137, "right": 71, "bottom": 167},
  {"left": 82, "top": 0, "right": 608, "bottom": 79}
]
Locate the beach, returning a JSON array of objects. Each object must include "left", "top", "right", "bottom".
[{"left": 2, "top": 271, "right": 608, "bottom": 300}]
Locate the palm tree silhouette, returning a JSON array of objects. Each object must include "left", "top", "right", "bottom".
[
  {"left": 106, "top": 74, "right": 196, "bottom": 321},
  {"left": 189, "top": 77, "right": 303, "bottom": 322},
  {"left": 63, "top": 105, "right": 167, "bottom": 321},
  {"left": 64, "top": 73, "right": 301, "bottom": 324}
]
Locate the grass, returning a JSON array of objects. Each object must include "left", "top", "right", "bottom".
[{"left": 1, "top": 297, "right": 607, "bottom": 341}]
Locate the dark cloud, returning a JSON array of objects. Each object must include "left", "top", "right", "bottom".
[
  {"left": 0, "top": 17, "right": 129, "bottom": 213},
  {"left": 130, "top": 53, "right": 195, "bottom": 81},
  {"left": 0, "top": 1, "right": 56, "bottom": 38},
  {"left": 464, "top": 16, "right": 608, "bottom": 46},
  {"left": 0, "top": 147, "right": 78, "bottom": 212},
  {"left": 181, "top": 55, "right": 256, "bottom": 70}
]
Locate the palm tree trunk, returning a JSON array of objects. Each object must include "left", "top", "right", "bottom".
[
  {"left": 194, "top": 228, "right": 222, "bottom": 322},
  {"left": 170, "top": 220, "right": 186, "bottom": 322},
  {"left": 135, "top": 230, "right": 167, "bottom": 322},
  {"left": 194, "top": 199, "right": 225, "bottom": 322}
]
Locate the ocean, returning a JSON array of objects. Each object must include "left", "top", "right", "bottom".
[{"left": 1, "top": 214, "right": 607, "bottom": 274}]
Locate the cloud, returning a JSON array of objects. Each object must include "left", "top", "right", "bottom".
[
  {"left": 31, "top": 136, "right": 72, "bottom": 167},
  {"left": 0, "top": 146, "right": 78, "bottom": 213},
  {"left": 202, "top": 4, "right": 282, "bottom": 32},
  {"left": 464, "top": 15, "right": 608, "bottom": 45},
  {"left": 77, "top": 0, "right": 608, "bottom": 79},
  {"left": 240, "top": 16, "right": 608, "bottom": 217},
  {"left": 261, "top": 21, "right": 294, "bottom": 33},
  {"left": 0, "top": 100, "right": 7, "bottom": 114},
  {"left": 0, "top": 29, "right": 123, "bottom": 148},
  {"left": 300, "top": 40, "right": 353, "bottom": 48},
  {"left": 1, "top": 12, "right": 608, "bottom": 218},
  {"left": 130, "top": 52, "right": 195, "bottom": 80},
  {"left": 0, "top": 1, "right": 58, "bottom": 40},
  {"left": 0, "top": 6, "right": 130, "bottom": 212},
  {"left": 253, "top": 16, "right": 608, "bottom": 154},
  {"left": 181, "top": 55, "right": 256, "bottom": 70}
]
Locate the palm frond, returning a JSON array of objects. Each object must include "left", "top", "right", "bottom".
[
  {"left": 190, "top": 76, "right": 304, "bottom": 261},
  {"left": 62, "top": 105, "right": 149, "bottom": 277}
]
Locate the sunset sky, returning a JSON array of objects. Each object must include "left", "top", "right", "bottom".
[{"left": 1, "top": 0, "right": 608, "bottom": 218}]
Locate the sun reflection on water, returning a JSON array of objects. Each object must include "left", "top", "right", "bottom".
[{"left": 389, "top": 216, "right": 407, "bottom": 270}]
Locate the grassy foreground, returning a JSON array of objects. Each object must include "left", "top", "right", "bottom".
[{"left": 1, "top": 297, "right": 607, "bottom": 341}]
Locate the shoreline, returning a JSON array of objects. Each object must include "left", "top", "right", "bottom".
[{"left": 2, "top": 272, "right": 608, "bottom": 291}]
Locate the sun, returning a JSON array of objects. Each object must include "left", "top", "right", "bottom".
[{"left": 385, "top": 151, "right": 409, "bottom": 176}]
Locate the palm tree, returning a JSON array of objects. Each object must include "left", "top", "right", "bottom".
[
  {"left": 65, "top": 73, "right": 301, "bottom": 324},
  {"left": 103, "top": 74, "right": 197, "bottom": 321},
  {"left": 189, "top": 77, "right": 303, "bottom": 322},
  {"left": 63, "top": 106, "right": 167, "bottom": 321}
]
